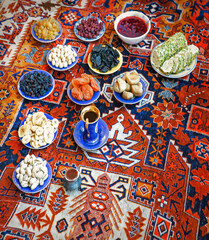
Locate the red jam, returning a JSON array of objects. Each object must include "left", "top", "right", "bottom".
[{"left": 117, "top": 16, "right": 147, "bottom": 38}]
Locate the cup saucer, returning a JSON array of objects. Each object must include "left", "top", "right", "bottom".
[{"left": 73, "top": 119, "right": 109, "bottom": 151}]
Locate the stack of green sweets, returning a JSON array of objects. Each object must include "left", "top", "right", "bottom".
[{"left": 152, "top": 32, "right": 199, "bottom": 74}]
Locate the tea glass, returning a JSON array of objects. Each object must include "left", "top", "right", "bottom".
[{"left": 80, "top": 105, "right": 100, "bottom": 145}]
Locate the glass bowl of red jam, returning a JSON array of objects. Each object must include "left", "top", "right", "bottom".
[{"left": 114, "top": 11, "right": 151, "bottom": 45}]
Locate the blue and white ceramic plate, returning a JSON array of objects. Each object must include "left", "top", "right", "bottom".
[
  {"left": 74, "top": 16, "right": 105, "bottom": 42},
  {"left": 87, "top": 47, "right": 123, "bottom": 75},
  {"left": 13, "top": 161, "right": 52, "bottom": 194},
  {"left": 46, "top": 47, "right": 79, "bottom": 71},
  {"left": 113, "top": 72, "right": 147, "bottom": 104},
  {"left": 74, "top": 119, "right": 109, "bottom": 151},
  {"left": 150, "top": 43, "right": 197, "bottom": 78},
  {"left": 19, "top": 113, "right": 58, "bottom": 149},
  {"left": 31, "top": 20, "right": 62, "bottom": 43},
  {"left": 67, "top": 79, "right": 101, "bottom": 105},
  {"left": 18, "top": 70, "right": 55, "bottom": 101}
]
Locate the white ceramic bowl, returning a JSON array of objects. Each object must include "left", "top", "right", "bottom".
[{"left": 114, "top": 11, "right": 151, "bottom": 45}]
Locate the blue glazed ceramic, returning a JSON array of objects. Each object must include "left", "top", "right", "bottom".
[
  {"left": 74, "top": 118, "right": 109, "bottom": 151},
  {"left": 113, "top": 73, "right": 147, "bottom": 105},
  {"left": 13, "top": 161, "right": 52, "bottom": 194},
  {"left": 17, "top": 70, "right": 55, "bottom": 101},
  {"left": 81, "top": 105, "right": 100, "bottom": 145},
  {"left": 18, "top": 113, "right": 58, "bottom": 149},
  {"left": 150, "top": 43, "right": 197, "bottom": 78},
  {"left": 67, "top": 79, "right": 101, "bottom": 105},
  {"left": 74, "top": 16, "right": 105, "bottom": 42},
  {"left": 63, "top": 168, "right": 81, "bottom": 191},
  {"left": 31, "top": 20, "right": 62, "bottom": 43},
  {"left": 46, "top": 47, "right": 79, "bottom": 71}
]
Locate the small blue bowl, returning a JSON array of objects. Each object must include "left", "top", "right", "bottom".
[
  {"left": 74, "top": 16, "right": 105, "bottom": 42},
  {"left": 13, "top": 161, "right": 52, "bottom": 194},
  {"left": 19, "top": 113, "right": 58, "bottom": 149},
  {"left": 31, "top": 20, "right": 62, "bottom": 43},
  {"left": 18, "top": 70, "right": 55, "bottom": 101},
  {"left": 67, "top": 78, "right": 101, "bottom": 105},
  {"left": 113, "top": 72, "right": 147, "bottom": 104},
  {"left": 46, "top": 47, "right": 79, "bottom": 71}
]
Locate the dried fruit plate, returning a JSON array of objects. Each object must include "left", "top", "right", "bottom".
[
  {"left": 87, "top": 47, "right": 123, "bottom": 75},
  {"left": 112, "top": 72, "right": 147, "bottom": 104},
  {"left": 46, "top": 47, "right": 79, "bottom": 71},
  {"left": 13, "top": 161, "right": 52, "bottom": 194},
  {"left": 74, "top": 16, "right": 105, "bottom": 42},
  {"left": 18, "top": 70, "right": 55, "bottom": 101},
  {"left": 67, "top": 78, "right": 101, "bottom": 105},
  {"left": 18, "top": 113, "right": 58, "bottom": 149},
  {"left": 31, "top": 20, "right": 62, "bottom": 43}
]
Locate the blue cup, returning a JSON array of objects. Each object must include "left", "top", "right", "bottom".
[
  {"left": 81, "top": 105, "right": 100, "bottom": 145},
  {"left": 63, "top": 168, "right": 81, "bottom": 191}
]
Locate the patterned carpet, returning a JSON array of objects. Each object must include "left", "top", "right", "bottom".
[{"left": 0, "top": 0, "right": 209, "bottom": 239}]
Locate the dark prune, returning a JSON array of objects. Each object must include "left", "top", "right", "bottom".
[{"left": 90, "top": 44, "right": 120, "bottom": 73}]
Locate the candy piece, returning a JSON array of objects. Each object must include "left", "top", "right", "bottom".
[
  {"left": 152, "top": 32, "right": 187, "bottom": 68},
  {"left": 131, "top": 82, "right": 143, "bottom": 97},
  {"left": 124, "top": 70, "right": 140, "bottom": 85},
  {"left": 114, "top": 78, "right": 127, "bottom": 93},
  {"left": 160, "top": 44, "right": 199, "bottom": 74},
  {"left": 122, "top": 91, "right": 134, "bottom": 100}
]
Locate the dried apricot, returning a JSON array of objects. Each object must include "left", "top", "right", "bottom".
[
  {"left": 81, "top": 73, "right": 99, "bottom": 91},
  {"left": 71, "top": 77, "right": 89, "bottom": 88},
  {"left": 81, "top": 84, "right": 94, "bottom": 100},
  {"left": 71, "top": 86, "right": 83, "bottom": 100}
]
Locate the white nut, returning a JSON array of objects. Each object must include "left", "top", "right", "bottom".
[
  {"left": 30, "top": 158, "right": 35, "bottom": 166},
  {"left": 26, "top": 167, "right": 32, "bottom": 177},
  {"left": 32, "top": 166, "right": 39, "bottom": 173},
  {"left": 36, "top": 171, "right": 44, "bottom": 179},
  {"left": 42, "top": 160, "right": 47, "bottom": 166},
  {"left": 42, "top": 166, "right": 48, "bottom": 175},
  {"left": 63, "top": 61, "right": 68, "bottom": 68},
  {"left": 19, "top": 174, "right": 23, "bottom": 182},
  {"left": 20, "top": 163, "right": 27, "bottom": 169},
  {"left": 36, "top": 157, "right": 43, "bottom": 162},
  {"left": 16, "top": 167, "right": 21, "bottom": 174},
  {"left": 21, "top": 181, "right": 28, "bottom": 188},
  {"left": 43, "top": 173, "right": 48, "bottom": 181},
  {"left": 39, "top": 179, "right": 44, "bottom": 186},
  {"left": 20, "top": 167, "right": 25, "bottom": 175},
  {"left": 29, "top": 177, "right": 37, "bottom": 185},
  {"left": 31, "top": 180, "right": 39, "bottom": 190},
  {"left": 16, "top": 173, "right": 20, "bottom": 179},
  {"left": 23, "top": 175, "right": 29, "bottom": 181}
]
